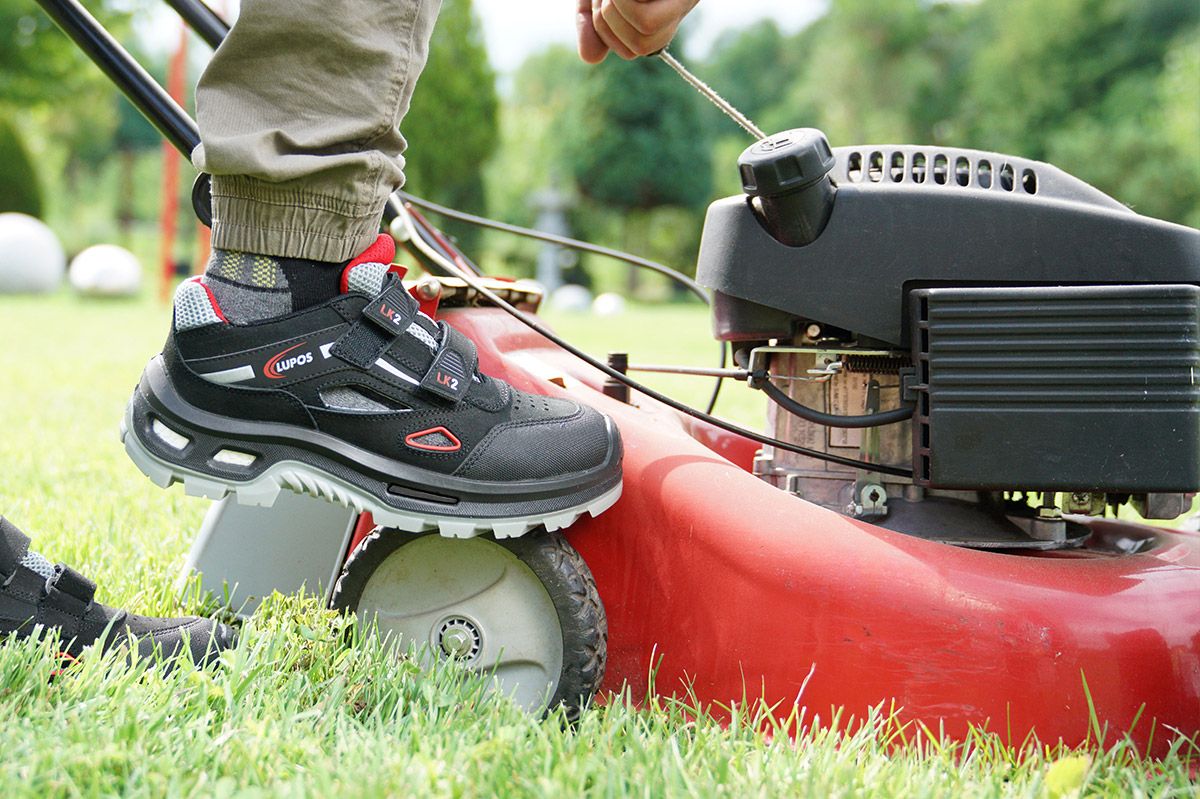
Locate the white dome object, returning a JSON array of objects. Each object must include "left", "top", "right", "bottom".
[
  {"left": 0, "top": 213, "right": 66, "bottom": 294},
  {"left": 592, "top": 292, "right": 626, "bottom": 317},
  {"left": 68, "top": 244, "right": 143, "bottom": 297},
  {"left": 549, "top": 284, "right": 593, "bottom": 313}
]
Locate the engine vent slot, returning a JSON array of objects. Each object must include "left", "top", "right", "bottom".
[
  {"left": 999, "top": 163, "right": 1015, "bottom": 191},
  {"left": 847, "top": 151, "right": 863, "bottom": 182},
  {"left": 977, "top": 160, "right": 993, "bottom": 189},
  {"left": 867, "top": 151, "right": 884, "bottom": 182},
  {"left": 910, "top": 152, "right": 927, "bottom": 183},
  {"left": 1022, "top": 168, "right": 1038, "bottom": 194}
]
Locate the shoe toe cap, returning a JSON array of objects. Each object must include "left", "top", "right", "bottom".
[
  {"left": 125, "top": 615, "right": 238, "bottom": 667},
  {"left": 457, "top": 398, "right": 619, "bottom": 481}
]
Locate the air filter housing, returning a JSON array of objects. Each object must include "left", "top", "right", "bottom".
[{"left": 909, "top": 284, "right": 1200, "bottom": 492}]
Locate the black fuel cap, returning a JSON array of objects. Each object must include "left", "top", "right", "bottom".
[{"left": 739, "top": 129, "right": 836, "bottom": 198}]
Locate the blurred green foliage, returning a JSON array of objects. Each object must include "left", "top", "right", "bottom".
[
  {"left": 4, "top": 0, "right": 1196, "bottom": 290},
  {"left": 720, "top": 0, "right": 1200, "bottom": 228},
  {"left": 402, "top": 0, "right": 499, "bottom": 252},
  {"left": 0, "top": 118, "right": 43, "bottom": 217},
  {"left": 0, "top": 0, "right": 128, "bottom": 225},
  {"left": 563, "top": 54, "right": 712, "bottom": 211}
]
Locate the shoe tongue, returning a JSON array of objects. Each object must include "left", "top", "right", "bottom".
[{"left": 340, "top": 234, "right": 400, "bottom": 296}]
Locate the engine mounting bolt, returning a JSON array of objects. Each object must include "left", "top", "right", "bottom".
[
  {"left": 414, "top": 277, "right": 442, "bottom": 301},
  {"left": 1037, "top": 505, "right": 1062, "bottom": 520}
]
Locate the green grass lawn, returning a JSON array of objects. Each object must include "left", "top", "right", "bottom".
[{"left": 0, "top": 291, "right": 1194, "bottom": 797}]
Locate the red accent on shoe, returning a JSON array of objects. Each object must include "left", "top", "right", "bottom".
[
  {"left": 51, "top": 650, "right": 79, "bottom": 679},
  {"left": 263, "top": 341, "right": 310, "bottom": 380},
  {"left": 339, "top": 234, "right": 401, "bottom": 293},
  {"left": 188, "top": 276, "right": 228, "bottom": 323},
  {"left": 404, "top": 426, "right": 462, "bottom": 452}
]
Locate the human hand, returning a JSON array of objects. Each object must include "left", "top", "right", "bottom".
[{"left": 576, "top": 0, "right": 700, "bottom": 64}]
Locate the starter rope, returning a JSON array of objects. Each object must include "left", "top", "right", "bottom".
[{"left": 657, "top": 50, "right": 766, "bottom": 140}]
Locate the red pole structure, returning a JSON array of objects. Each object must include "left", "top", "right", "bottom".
[{"left": 158, "top": 22, "right": 188, "bottom": 301}]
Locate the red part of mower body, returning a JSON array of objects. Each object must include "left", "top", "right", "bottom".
[{"left": 448, "top": 308, "right": 1200, "bottom": 755}]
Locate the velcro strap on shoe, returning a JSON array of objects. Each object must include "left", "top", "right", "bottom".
[
  {"left": 362, "top": 282, "right": 420, "bottom": 334},
  {"left": 0, "top": 517, "right": 31, "bottom": 579},
  {"left": 419, "top": 322, "right": 477, "bottom": 403},
  {"left": 48, "top": 565, "right": 96, "bottom": 604},
  {"left": 332, "top": 281, "right": 421, "bottom": 369},
  {"left": 42, "top": 565, "right": 95, "bottom": 617}
]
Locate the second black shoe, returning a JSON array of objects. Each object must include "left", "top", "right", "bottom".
[
  {"left": 0, "top": 517, "right": 236, "bottom": 665},
  {"left": 122, "top": 235, "right": 622, "bottom": 538}
]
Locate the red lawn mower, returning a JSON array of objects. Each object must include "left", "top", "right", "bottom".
[{"left": 39, "top": 0, "right": 1200, "bottom": 754}]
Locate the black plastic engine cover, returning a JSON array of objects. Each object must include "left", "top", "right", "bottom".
[
  {"left": 909, "top": 284, "right": 1200, "bottom": 492},
  {"left": 697, "top": 145, "right": 1200, "bottom": 348}
]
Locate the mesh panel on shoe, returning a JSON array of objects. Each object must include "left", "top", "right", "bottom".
[
  {"left": 19, "top": 550, "right": 55, "bottom": 581},
  {"left": 174, "top": 280, "right": 224, "bottom": 331},
  {"left": 410, "top": 430, "right": 456, "bottom": 448},
  {"left": 346, "top": 262, "right": 390, "bottom": 296},
  {"left": 457, "top": 403, "right": 611, "bottom": 480},
  {"left": 320, "top": 386, "right": 407, "bottom": 412},
  {"left": 408, "top": 324, "right": 438, "bottom": 351}
]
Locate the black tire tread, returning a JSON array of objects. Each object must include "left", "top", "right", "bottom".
[{"left": 505, "top": 531, "right": 607, "bottom": 722}]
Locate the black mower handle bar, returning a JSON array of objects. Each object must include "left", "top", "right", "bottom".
[
  {"left": 37, "top": 0, "right": 203, "bottom": 158},
  {"left": 38, "top": 0, "right": 233, "bottom": 229}
]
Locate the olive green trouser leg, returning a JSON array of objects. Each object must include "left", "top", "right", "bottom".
[{"left": 192, "top": 0, "right": 443, "bottom": 262}]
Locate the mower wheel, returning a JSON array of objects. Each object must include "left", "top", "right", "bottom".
[{"left": 330, "top": 528, "right": 606, "bottom": 720}]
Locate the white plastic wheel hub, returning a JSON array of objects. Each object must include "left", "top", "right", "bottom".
[{"left": 356, "top": 535, "right": 565, "bottom": 712}]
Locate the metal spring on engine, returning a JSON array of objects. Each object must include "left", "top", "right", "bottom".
[{"left": 842, "top": 355, "right": 910, "bottom": 374}]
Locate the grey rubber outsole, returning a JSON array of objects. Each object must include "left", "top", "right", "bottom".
[{"left": 120, "top": 406, "right": 622, "bottom": 540}]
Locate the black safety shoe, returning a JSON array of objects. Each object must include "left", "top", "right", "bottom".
[
  {"left": 121, "top": 235, "right": 622, "bottom": 538},
  {"left": 0, "top": 517, "right": 236, "bottom": 665}
]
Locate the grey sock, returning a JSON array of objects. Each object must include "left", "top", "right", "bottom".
[
  {"left": 201, "top": 250, "right": 293, "bottom": 323},
  {"left": 200, "top": 248, "right": 347, "bottom": 324}
]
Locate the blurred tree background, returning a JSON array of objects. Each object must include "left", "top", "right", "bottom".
[
  {"left": 402, "top": 0, "right": 497, "bottom": 253},
  {"left": 4, "top": 0, "right": 1197, "bottom": 293}
]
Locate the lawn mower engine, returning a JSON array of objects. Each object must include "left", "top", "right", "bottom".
[{"left": 698, "top": 129, "right": 1200, "bottom": 549}]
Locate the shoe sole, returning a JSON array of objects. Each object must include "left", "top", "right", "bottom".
[{"left": 121, "top": 357, "right": 623, "bottom": 540}]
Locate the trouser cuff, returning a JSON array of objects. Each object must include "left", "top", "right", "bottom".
[{"left": 209, "top": 175, "right": 385, "bottom": 263}]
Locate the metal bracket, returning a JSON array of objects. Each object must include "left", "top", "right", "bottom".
[{"left": 746, "top": 345, "right": 896, "bottom": 389}]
